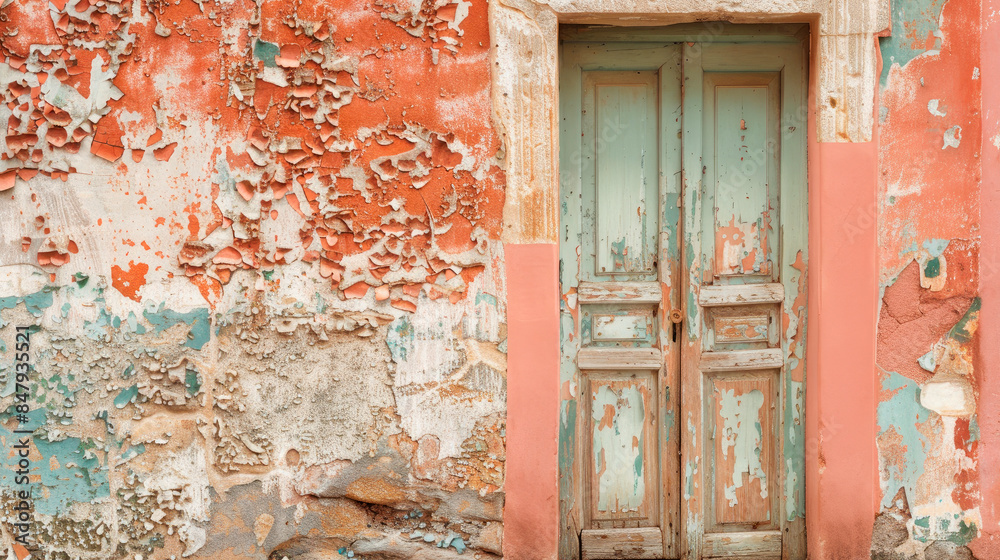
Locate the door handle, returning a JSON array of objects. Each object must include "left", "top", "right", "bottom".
[{"left": 669, "top": 309, "right": 683, "bottom": 342}]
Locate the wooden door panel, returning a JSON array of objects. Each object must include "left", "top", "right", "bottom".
[
  {"left": 702, "top": 530, "right": 782, "bottom": 558},
  {"left": 581, "top": 527, "right": 664, "bottom": 560},
  {"left": 710, "top": 82, "right": 778, "bottom": 278},
  {"left": 561, "top": 42, "right": 683, "bottom": 560},
  {"left": 586, "top": 372, "right": 659, "bottom": 526},
  {"left": 583, "top": 71, "right": 659, "bottom": 280},
  {"left": 708, "top": 374, "right": 777, "bottom": 527},
  {"left": 682, "top": 41, "right": 807, "bottom": 560},
  {"left": 584, "top": 304, "right": 657, "bottom": 346}
]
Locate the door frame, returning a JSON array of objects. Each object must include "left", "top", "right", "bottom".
[{"left": 498, "top": 13, "right": 881, "bottom": 560}]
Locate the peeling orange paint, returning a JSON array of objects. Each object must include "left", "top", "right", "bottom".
[{"left": 111, "top": 261, "right": 150, "bottom": 302}]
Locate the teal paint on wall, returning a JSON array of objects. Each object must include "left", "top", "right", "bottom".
[
  {"left": 0, "top": 287, "right": 56, "bottom": 326},
  {"left": 114, "top": 385, "right": 139, "bottom": 409},
  {"left": 142, "top": 305, "right": 211, "bottom": 350},
  {"left": 878, "top": 0, "right": 947, "bottom": 87},
  {"left": 253, "top": 39, "right": 279, "bottom": 67},
  {"left": 877, "top": 370, "right": 931, "bottom": 508},
  {"left": 0, "top": 425, "right": 110, "bottom": 516},
  {"left": 386, "top": 315, "right": 414, "bottom": 362},
  {"left": 948, "top": 297, "right": 981, "bottom": 343}
]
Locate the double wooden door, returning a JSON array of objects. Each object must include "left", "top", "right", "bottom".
[{"left": 558, "top": 26, "right": 808, "bottom": 560}]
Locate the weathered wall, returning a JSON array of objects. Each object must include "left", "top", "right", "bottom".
[
  {"left": 1, "top": 0, "right": 998, "bottom": 557},
  {"left": 873, "top": 0, "right": 989, "bottom": 556},
  {"left": 0, "top": 0, "right": 508, "bottom": 558}
]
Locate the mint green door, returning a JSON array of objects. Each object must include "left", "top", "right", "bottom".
[{"left": 558, "top": 25, "right": 808, "bottom": 560}]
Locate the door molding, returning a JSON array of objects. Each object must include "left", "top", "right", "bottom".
[{"left": 498, "top": 12, "right": 882, "bottom": 560}]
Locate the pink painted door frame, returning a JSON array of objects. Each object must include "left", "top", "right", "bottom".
[{"left": 502, "top": 24, "right": 880, "bottom": 560}]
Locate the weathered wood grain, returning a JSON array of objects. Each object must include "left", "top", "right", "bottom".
[
  {"left": 702, "top": 530, "right": 782, "bottom": 558},
  {"left": 578, "top": 348, "right": 663, "bottom": 370},
  {"left": 585, "top": 374, "right": 659, "bottom": 527},
  {"left": 579, "top": 281, "right": 662, "bottom": 304},
  {"left": 698, "top": 283, "right": 784, "bottom": 306},
  {"left": 711, "top": 376, "right": 775, "bottom": 525},
  {"left": 581, "top": 527, "right": 664, "bottom": 559},
  {"left": 699, "top": 349, "right": 783, "bottom": 372}
]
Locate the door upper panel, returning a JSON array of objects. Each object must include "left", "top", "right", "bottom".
[
  {"left": 582, "top": 70, "right": 659, "bottom": 281},
  {"left": 702, "top": 74, "right": 781, "bottom": 282}
]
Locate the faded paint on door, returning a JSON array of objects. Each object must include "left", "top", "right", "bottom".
[
  {"left": 560, "top": 40, "right": 683, "bottom": 560},
  {"left": 589, "top": 375, "right": 656, "bottom": 518},
  {"left": 559, "top": 25, "right": 808, "bottom": 560},
  {"left": 681, "top": 39, "right": 808, "bottom": 560}
]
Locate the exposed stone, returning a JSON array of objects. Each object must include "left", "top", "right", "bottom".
[
  {"left": 268, "top": 536, "right": 351, "bottom": 560},
  {"left": 870, "top": 513, "right": 909, "bottom": 560},
  {"left": 473, "top": 521, "right": 503, "bottom": 555},
  {"left": 923, "top": 541, "right": 978, "bottom": 560}
]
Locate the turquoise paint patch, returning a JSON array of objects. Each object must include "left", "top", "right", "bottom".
[
  {"left": 41, "top": 371, "right": 75, "bottom": 407},
  {"left": 475, "top": 292, "right": 498, "bottom": 308},
  {"left": 114, "top": 385, "right": 139, "bottom": 409},
  {"left": 559, "top": 399, "right": 577, "bottom": 473},
  {"left": 254, "top": 39, "right": 279, "bottom": 67},
  {"left": 610, "top": 238, "right": 627, "bottom": 270},
  {"left": 126, "top": 311, "right": 144, "bottom": 334},
  {"left": 969, "top": 416, "right": 981, "bottom": 443},
  {"left": 662, "top": 197, "right": 681, "bottom": 259},
  {"left": 438, "top": 532, "right": 466, "bottom": 554},
  {"left": 877, "top": 371, "right": 931, "bottom": 509},
  {"left": 386, "top": 316, "right": 414, "bottom": 362},
  {"left": 922, "top": 238, "right": 950, "bottom": 257},
  {"left": 0, "top": 287, "right": 56, "bottom": 327},
  {"left": 185, "top": 369, "right": 201, "bottom": 396},
  {"left": 84, "top": 305, "right": 148, "bottom": 340},
  {"left": 0, "top": 366, "right": 13, "bottom": 398},
  {"left": 947, "top": 297, "right": 980, "bottom": 343},
  {"left": 313, "top": 292, "right": 328, "bottom": 314},
  {"left": 120, "top": 443, "right": 145, "bottom": 462},
  {"left": 143, "top": 305, "right": 211, "bottom": 350},
  {"left": 918, "top": 350, "right": 936, "bottom": 372},
  {"left": 912, "top": 513, "right": 978, "bottom": 545},
  {"left": 684, "top": 460, "right": 697, "bottom": 499},
  {"left": 83, "top": 306, "right": 112, "bottom": 341},
  {"left": 878, "top": 0, "right": 946, "bottom": 87},
  {"left": 0, "top": 428, "right": 110, "bottom": 516},
  {"left": 949, "top": 519, "right": 978, "bottom": 545},
  {"left": 686, "top": 290, "right": 698, "bottom": 340},
  {"left": 924, "top": 257, "right": 940, "bottom": 278}
]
